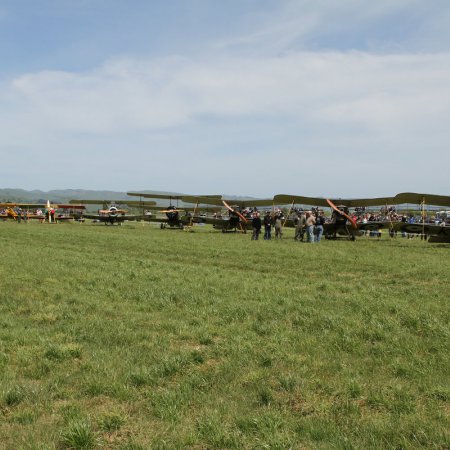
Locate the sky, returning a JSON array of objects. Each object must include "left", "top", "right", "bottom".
[{"left": 1, "top": 0, "right": 449, "bottom": 197}]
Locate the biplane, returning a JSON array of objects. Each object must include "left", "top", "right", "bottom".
[
  {"left": 69, "top": 199, "right": 158, "bottom": 225},
  {"left": 180, "top": 195, "right": 275, "bottom": 232},
  {"left": 49, "top": 203, "right": 86, "bottom": 222},
  {"left": 0, "top": 202, "right": 86, "bottom": 222},
  {"left": 272, "top": 194, "right": 402, "bottom": 240},
  {"left": 0, "top": 202, "right": 46, "bottom": 220},
  {"left": 356, "top": 192, "right": 450, "bottom": 243},
  {"left": 273, "top": 192, "right": 450, "bottom": 243},
  {"left": 126, "top": 193, "right": 223, "bottom": 229},
  {"left": 82, "top": 206, "right": 147, "bottom": 225},
  {"left": 390, "top": 222, "right": 450, "bottom": 243},
  {"left": 69, "top": 199, "right": 157, "bottom": 212},
  {"left": 272, "top": 194, "right": 376, "bottom": 240},
  {"left": 387, "top": 193, "right": 450, "bottom": 243},
  {"left": 0, "top": 204, "right": 20, "bottom": 220}
]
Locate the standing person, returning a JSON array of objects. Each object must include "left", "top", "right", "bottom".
[
  {"left": 294, "top": 213, "right": 300, "bottom": 240},
  {"left": 294, "top": 211, "right": 306, "bottom": 241},
  {"left": 263, "top": 211, "right": 272, "bottom": 240},
  {"left": 305, "top": 212, "right": 316, "bottom": 243},
  {"left": 274, "top": 209, "right": 283, "bottom": 239},
  {"left": 315, "top": 211, "right": 325, "bottom": 242},
  {"left": 251, "top": 212, "right": 262, "bottom": 240}
]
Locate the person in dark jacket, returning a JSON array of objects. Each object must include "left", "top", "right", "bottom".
[
  {"left": 315, "top": 211, "right": 325, "bottom": 242},
  {"left": 263, "top": 211, "right": 272, "bottom": 240},
  {"left": 252, "top": 212, "right": 262, "bottom": 240}
]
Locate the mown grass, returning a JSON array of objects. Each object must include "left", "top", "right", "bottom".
[{"left": 0, "top": 221, "right": 448, "bottom": 449}]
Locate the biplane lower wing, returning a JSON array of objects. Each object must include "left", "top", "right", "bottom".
[
  {"left": 428, "top": 235, "right": 450, "bottom": 243},
  {"left": 393, "top": 222, "right": 450, "bottom": 242},
  {"left": 142, "top": 215, "right": 192, "bottom": 227},
  {"left": 357, "top": 221, "right": 394, "bottom": 232},
  {"left": 84, "top": 214, "right": 148, "bottom": 223},
  {"left": 198, "top": 215, "right": 251, "bottom": 231},
  {"left": 323, "top": 222, "right": 359, "bottom": 239}
]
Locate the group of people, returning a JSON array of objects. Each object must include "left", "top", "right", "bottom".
[
  {"left": 249, "top": 210, "right": 278, "bottom": 241},
  {"left": 292, "top": 210, "right": 327, "bottom": 243},
  {"left": 358, "top": 212, "right": 448, "bottom": 226},
  {"left": 250, "top": 209, "right": 327, "bottom": 242}
]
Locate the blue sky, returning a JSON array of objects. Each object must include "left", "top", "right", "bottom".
[{"left": 1, "top": 0, "right": 449, "bottom": 197}]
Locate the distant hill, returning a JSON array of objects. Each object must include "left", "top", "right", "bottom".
[
  {"left": 0, "top": 188, "right": 255, "bottom": 205},
  {"left": 0, "top": 188, "right": 184, "bottom": 204}
]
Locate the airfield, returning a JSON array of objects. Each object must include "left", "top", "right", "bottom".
[{"left": 0, "top": 220, "right": 448, "bottom": 449}]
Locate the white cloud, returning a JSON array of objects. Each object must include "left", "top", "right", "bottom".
[{"left": 3, "top": 51, "right": 450, "bottom": 137}]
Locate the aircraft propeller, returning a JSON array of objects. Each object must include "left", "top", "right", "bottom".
[{"left": 326, "top": 199, "right": 357, "bottom": 229}]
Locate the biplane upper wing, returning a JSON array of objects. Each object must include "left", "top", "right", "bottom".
[
  {"left": 182, "top": 196, "right": 274, "bottom": 208},
  {"left": 116, "top": 201, "right": 156, "bottom": 207},
  {"left": 127, "top": 192, "right": 187, "bottom": 200},
  {"left": 281, "top": 192, "right": 449, "bottom": 208},
  {"left": 56, "top": 204, "right": 86, "bottom": 209},
  {"left": 0, "top": 202, "right": 48, "bottom": 208},
  {"left": 329, "top": 196, "right": 395, "bottom": 208},
  {"left": 128, "top": 193, "right": 223, "bottom": 210},
  {"left": 70, "top": 199, "right": 111, "bottom": 205},
  {"left": 273, "top": 194, "right": 395, "bottom": 208},
  {"left": 181, "top": 196, "right": 223, "bottom": 206},
  {"left": 69, "top": 199, "right": 156, "bottom": 207},
  {"left": 393, "top": 193, "right": 450, "bottom": 207},
  {"left": 273, "top": 195, "right": 329, "bottom": 207},
  {"left": 225, "top": 198, "right": 274, "bottom": 208}
]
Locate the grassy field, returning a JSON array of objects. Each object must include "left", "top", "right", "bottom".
[{"left": 0, "top": 221, "right": 448, "bottom": 449}]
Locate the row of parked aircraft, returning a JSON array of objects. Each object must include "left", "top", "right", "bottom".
[
  {"left": 66, "top": 191, "right": 450, "bottom": 244},
  {"left": 2, "top": 192, "right": 449, "bottom": 243},
  {"left": 0, "top": 202, "right": 87, "bottom": 221}
]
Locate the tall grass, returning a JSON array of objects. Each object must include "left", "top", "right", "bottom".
[{"left": 0, "top": 221, "right": 448, "bottom": 448}]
